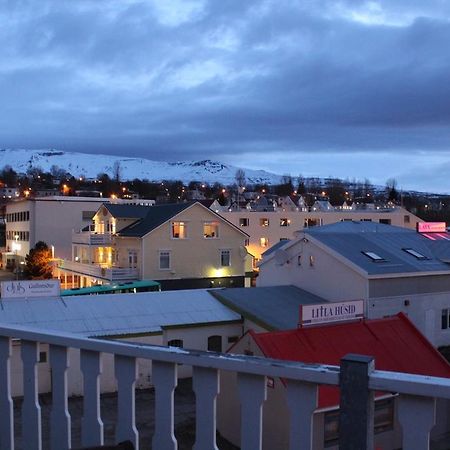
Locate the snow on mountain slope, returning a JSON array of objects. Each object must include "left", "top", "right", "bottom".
[{"left": 0, "top": 149, "right": 283, "bottom": 185}]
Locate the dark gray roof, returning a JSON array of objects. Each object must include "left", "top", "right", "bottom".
[
  {"left": 306, "top": 221, "right": 450, "bottom": 275},
  {"left": 117, "top": 203, "right": 192, "bottom": 237},
  {"left": 262, "top": 239, "right": 291, "bottom": 258},
  {"left": 104, "top": 203, "right": 153, "bottom": 219},
  {"left": 210, "top": 286, "right": 327, "bottom": 331}
]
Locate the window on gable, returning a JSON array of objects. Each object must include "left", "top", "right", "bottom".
[
  {"left": 260, "top": 237, "right": 269, "bottom": 248},
  {"left": 239, "top": 218, "right": 249, "bottom": 227},
  {"left": 260, "top": 218, "right": 269, "bottom": 227},
  {"left": 204, "top": 221, "right": 219, "bottom": 238},
  {"left": 220, "top": 249, "right": 231, "bottom": 267},
  {"left": 280, "top": 218, "right": 290, "bottom": 227},
  {"left": 159, "top": 251, "right": 171, "bottom": 270},
  {"left": 403, "top": 248, "right": 428, "bottom": 260},
  {"left": 362, "top": 251, "right": 386, "bottom": 262},
  {"left": 172, "top": 221, "right": 187, "bottom": 239}
]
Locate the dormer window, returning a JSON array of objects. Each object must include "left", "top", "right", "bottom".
[
  {"left": 403, "top": 248, "right": 428, "bottom": 260},
  {"left": 362, "top": 251, "right": 386, "bottom": 262}
]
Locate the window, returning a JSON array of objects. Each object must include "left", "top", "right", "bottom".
[
  {"left": 204, "top": 221, "right": 219, "bottom": 238},
  {"left": 362, "top": 251, "right": 386, "bottom": 262},
  {"left": 360, "top": 218, "right": 372, "bottom": 222},
  {"left": 280, "top": 218, "right": 290, "bottom": 227},
  {"left": 239, "top": 218, "right": 249, "bottom": 227},
  {"left": 227, "top": 336, "right": 239, "bottom": 344},
  {"left": 244, "top": 238, "right": 250, "bottom": 246},
  {"left": 297, "top": 255, "right": 302, "bottom": 266},
  {"left": 379, "top": 219, "right": 391, "bottom": 225},
  {"left": 207, "top": 335, "right": 222, "bottom": 352},
  {"left": 404, "top": 215, "right": 410, "bottom": 224},
  {"left": 309, "top": 255, "right": 314, "bottom": 266},
  {"left": 159, "top": 251, "right": 171, "bottom": 270},
  {"left": 403, "top": 248, "right": 428, "bottom": 260},
  {"left": 39, "top": 351, "right": 47, "bottom": 363},
  {"left": 442, "top": 308, "right": 450, "bottom": 329},
  {"left": 128, "top": 250, "right": 138, "bottom": 269},
  {"left": 221, "top": 249, "right": 231, "bottom": 267},
  {"left": 172, "top": 221, "right": 187, "bottom": 239},
  {"left": 168, "top": 339, "right": 183, "bottom": 348},
  {"left": 260, "top": 218, "right": 269, "bottom": 227},
  {"left": 260, "top": 237, "right": 269, "bottom": 248},
  {"left": 304, "top": 218, "right": 320, "bottom": 228}
]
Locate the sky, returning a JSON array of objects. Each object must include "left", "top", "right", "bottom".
[{"left": 1, "top": 0, "right": 450, "bottom": 192}]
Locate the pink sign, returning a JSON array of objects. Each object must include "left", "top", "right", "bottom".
[{"left": 417, "top": 222, "right": 447, "bottom": 233}]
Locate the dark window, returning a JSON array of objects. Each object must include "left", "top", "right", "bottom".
[
  {"left": 39, "top": 352, "right": 47, "bottom": 363},
  {"left": 239, "top": 218, "right": 249, "bottom": 227},
  {"left": 442, "top": 309, "right": 449, "bottom": 330},
  {"left": 168, "top": 339, "right": 183, "bottom": 348},
  {"left": 227, "top": 336, "right": 239, "bottom": 344},
  {"left": 207, "top": 335, "right": 222, "bottom": 352},
  {"left": 379, "top": 219, "right": 391, "bottom": 225}
]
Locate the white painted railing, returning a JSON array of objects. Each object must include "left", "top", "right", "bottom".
[
  {"left": 57, "top": 260, "right": 139, "bottom": 281},
  {"left": 72, "top": 231, "right": 113, "bottom": 245},
  {"left": 0, "top": 324, "right": 449, "bottom": 450}
]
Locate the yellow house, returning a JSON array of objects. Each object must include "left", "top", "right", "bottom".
[{"left": 57, "top": 202, "right": 252, "bottom": 289}]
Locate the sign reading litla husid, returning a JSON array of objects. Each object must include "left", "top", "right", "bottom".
[
  {"left": 299, "top": 300, "right": 364, "bottom": 327},
  {"left": 1, "top": 280, "right": 60, "bottom": 299}
]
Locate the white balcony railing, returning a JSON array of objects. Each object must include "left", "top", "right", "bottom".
[
  {"left": 57, "top": 259, "right": 139, "bottom": 281},
  {"left": 72, "top": 231, "right": 113, "bottom": 245},
  {"left": 0, "top": 323, "right": 450, "bottom": 450}
]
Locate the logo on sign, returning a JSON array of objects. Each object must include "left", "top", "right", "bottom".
[{"left": 417, "top": 222, "right": 447, "bottom": 233}]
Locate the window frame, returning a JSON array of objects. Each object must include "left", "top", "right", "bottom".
[
  {"left": 159, "top": 250, "right": 171, "bottom": 270},
  {"left": 203, "top": 221, "right": 220, "bottom": 239},
  {"left": 220, "top": 249, "right": 231, "bottom": 267},
  {"left": 171, "top": 221, "right": 187, "bottom": 239}
]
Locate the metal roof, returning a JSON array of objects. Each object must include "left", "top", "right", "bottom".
[
  {"left": 104, "top": 203, "right": 153, "bottom": 219},
  {"left": 306, "top": 221, "right": 450, "bottom": 275},
  {"left": 0, "top": 290, "right": 241, "bottom": 337},
  {"left": 211, "top": 286, "right": 327, "bottom": 330},
  {"left": 250, "top": 313, "right": 450, "bottom": 408}
]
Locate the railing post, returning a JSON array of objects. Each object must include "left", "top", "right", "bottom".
[
  {"left": 21, "top": 340, "right": 42, "bottom": 450},
  {"left": 0, "top": 337, "right": 14, "bottom": 450},
  {"left": 286, "top": 381, "right": 318, "bottom": 450},
  {"left": 237, "top": 373, "right": 267, "bottom": 450},
  {"left": 398, "top": 394, "right": 435, "bottom": 449},
  {"left": 339, "top": 354, "right": 374, "bottom": 450},
  {"left": 49, "top": 344, "right": 71, "bottom": 450}
]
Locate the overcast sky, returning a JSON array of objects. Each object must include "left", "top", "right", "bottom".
[{"left": 1, "top": 0, "right": 450, "bottom": 192}]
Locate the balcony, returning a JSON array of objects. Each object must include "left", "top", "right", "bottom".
[
  {"left": 72, "top": 230, "right": 113, "bottom": 246},
  {"left": 57, "top": 259, "right": 139, "bottom": 281},
  {"left": 0, "top": 323, "right": 450, "bottom": 450}
]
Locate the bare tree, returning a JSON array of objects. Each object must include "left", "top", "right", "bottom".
[{"left": 112, "top": 161, "right": 122, "bottom": 183}]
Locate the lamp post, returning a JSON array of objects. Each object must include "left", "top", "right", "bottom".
[{"left": 11, "top": 235, "right": 21, "bottom": 280}]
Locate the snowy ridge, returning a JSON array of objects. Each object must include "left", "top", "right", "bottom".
[{"left": 0, "top": 149, "right": 283, "bottom": 185}]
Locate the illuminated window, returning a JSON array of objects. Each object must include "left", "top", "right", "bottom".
[
  {"left": 172, "top": 221, "right": 187, "bottom": 239},
  {"left": 220, "top": 249, "right": 231, "bottom": 267},
  {"left": 204, "top": 221, "right": 219, "bottom": 238},
  {"left": 260, "top": 237, "right": 269, "bottom": 248},
  {"left": 239, "top": 218, "right": 249, "bottom": 227},
  {"left": 280, "top": 218, "right": 290, "bottom": 227},
  {"left": 260, "top": 218, "right": 269, "bottom": 227},
  {"left": 159, "top": 251, "right": 171, "bottom": 270},
  {"left": 309, "top": 255, "right": 314, "bottom": 266}
]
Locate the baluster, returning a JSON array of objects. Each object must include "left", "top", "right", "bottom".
[
  {"left": 237, "top": 372, "right": 267, "bottom": 450},
  {"left": 192, "top": 367, "right": 219, "bottom": 450},
  {"left": 115, "top": 355, "right": 138, "bottom": 449},
  {"left": 152, "top": 360, "right": 178, "bottom": 450},
  {"left": 286, "top": 381, "right": 318, "bottom": 450},
  {"left": 21, "top": 340, "right": 42, "bottom": 450},
  {"left": 397, "top": 394, "right": 435, "bottom": 449},
  {"left": 49, "top": 344, "right": 71, "bottom": 450},
  {"left": 0, "top": 337, "right": 13, "bottom": 450},
  {"left": 80, "top": 350, "right": 104, "bottom": 447}
]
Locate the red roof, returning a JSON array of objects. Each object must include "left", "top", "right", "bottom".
[{"left": 250, "top": 313, "right": 450, "bottom": 409}]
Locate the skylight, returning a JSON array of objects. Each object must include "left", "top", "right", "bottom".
[
  {"left": 403, "top": 248, "right": 428, "bottom": 260},
  {"left": 362, "top": 251, "right": 385, "bottom": 262}
]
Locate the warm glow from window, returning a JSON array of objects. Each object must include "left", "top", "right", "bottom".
[
  {"left": 260, "top": 237, "right": 269, "bottom": 248},
  {"left": 204, "top": 221, "right": 219, "bottom": 238},
  {"left": 172, "top": 221, "right": 187, "bottom": 239}
]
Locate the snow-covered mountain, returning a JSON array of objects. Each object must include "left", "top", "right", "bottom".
[{"left": 0, "top": 149, "right": 283, "bottom": 185}]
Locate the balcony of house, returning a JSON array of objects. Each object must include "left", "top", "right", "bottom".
[
  {"left": 72, "top": 229, "right": 113, "bottom": 246},
  {"left": 56, "top": 259, "right": 139, "bottom": 282},
  {"left": 0, "top": 322, "right": 450, "bottom": 450}
]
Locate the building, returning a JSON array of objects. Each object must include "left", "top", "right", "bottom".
[
  {"left": 257, "top": 221, "right": 450, "bottom": 347},
  {"left": 216, "top": 205, "right": 421, "bottom": 261},
  {"left": 217, "top": 313, "right": 450, "bottom": 450},
  {"left": 0, "top": 289, "right": 242, "bottom": 396},
  {"left": 56, "top": 201, "right": 251, "bottom": 289},
  {"left": 211, "top": 285, "right": 328, "bottom": 332}
]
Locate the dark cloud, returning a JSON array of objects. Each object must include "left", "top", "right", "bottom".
[{"left": 1, "top": 0, "right": 450, "bottom": 189}]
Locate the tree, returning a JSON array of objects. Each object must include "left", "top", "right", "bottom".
[
  {"left": 235, "top": 169, "right": 246, "bottom": 190},
  {"left": 24, "top": 241, "right": 53, "bottom": 279},
  {"left": 112, "top": 161, "right": 122, "bottom": 183},
  {"left": 386, "top": 178, "right": 399, "bottom": 202}
]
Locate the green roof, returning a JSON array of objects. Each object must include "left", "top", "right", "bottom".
[{"left": 61, "top": 280, "right": 160, "bottom": 296}]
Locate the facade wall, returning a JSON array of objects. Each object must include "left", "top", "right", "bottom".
[
  {"left": 257, "top": 238, "right": 367, "bottom": 301},
  {"left": 218, "top": 208, "right": 420, "bottom": 260},
  {"left": 5, "top": 197, "right": 107, "bottom": 260},
  {"left": 140, "top": 203, "right": 247, "bottom": 281}
]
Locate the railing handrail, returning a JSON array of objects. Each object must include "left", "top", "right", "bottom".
[{"left": 1, "top": 322, "right": 450, "bottom": 399}]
